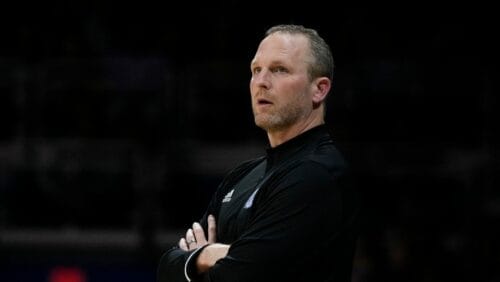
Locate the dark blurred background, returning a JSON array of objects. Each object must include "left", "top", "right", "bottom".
[{"left": 1, "top": 3, "right": 498, "bottom": 282}]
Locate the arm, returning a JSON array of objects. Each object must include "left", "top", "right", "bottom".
[
  {"left": 157, "top": 215, "right": 219, "bottom": 282},
  {"left": 157, "top": 158, "right": 265, "bottom": 282},
  {"left": 180, "top": 215, "right": 231, "bottom": 279},
  {"left": 157, "top": 206, "right": 221, "bottom": 282},
  {"left": 196, "top": 243, "right": 230, "bottom": 273},
  {"left": 198, "top": 163, "right": 352, "bottom": 282}
]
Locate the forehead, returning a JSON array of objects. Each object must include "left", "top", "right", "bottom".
[{"left": 252, "top": 33, "right": 310, "bottom": 65}]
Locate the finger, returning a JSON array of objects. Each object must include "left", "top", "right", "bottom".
[
  {"left": 186, "top": 228, "right": 196, "bottom": 246},
  {"left": 179, "top": 238, "right": 188, "bottom": 251},
  {"left": 192, "top": 222, "right": 207, "bottom": 244},
  {"left": 208, "top": 214, "right": 217, "bottom": 243}
]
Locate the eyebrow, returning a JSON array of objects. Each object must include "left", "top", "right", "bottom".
[{"left": 251, "top": 59, "right": 287, "bottom": 68}]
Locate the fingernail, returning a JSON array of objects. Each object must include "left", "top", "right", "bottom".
[{"left": 193, "top": 222, "right": 201, "bottom": 229}]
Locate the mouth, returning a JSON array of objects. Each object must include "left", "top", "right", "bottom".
[{"left": 257, "top": 98, "right": 273, "bottom": 106}]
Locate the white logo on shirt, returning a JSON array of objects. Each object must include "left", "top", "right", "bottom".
[
  {"left": 222, "top": 189, "right": 234, "bottom": 203},
  {"left": 244, "top": 188, "right": 259, "bottom": 209}
]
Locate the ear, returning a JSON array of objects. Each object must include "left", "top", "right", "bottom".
[{"left": 312, "top": 77, "right": 331, "bottom": 104}]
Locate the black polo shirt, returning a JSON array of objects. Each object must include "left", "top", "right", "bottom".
[{"left": 157, "top": 124, "right": 361, "bottom": 282}]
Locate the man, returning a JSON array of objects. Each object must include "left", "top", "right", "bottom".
[{"left": 157, "top": 24, "right": 361, "bottom": 282}]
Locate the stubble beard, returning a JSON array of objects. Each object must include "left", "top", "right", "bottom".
[{"left": 253, "top": 102, "right": 305, "bottom": 132}]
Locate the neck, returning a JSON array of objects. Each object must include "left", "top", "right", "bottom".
[{"left": 266, "top": 115, "right": 324, "bottom": 148}]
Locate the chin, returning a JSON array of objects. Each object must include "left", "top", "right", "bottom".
[{"left": 254, "top": 119, "right": 271, "bottom": 131}]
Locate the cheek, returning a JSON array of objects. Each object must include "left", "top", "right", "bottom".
[
  {"left": 282, "top": 82, "right": 307, "bottom": 100},
  {"left": 249, "top": 80, "right": 258, "bottom": 95}
]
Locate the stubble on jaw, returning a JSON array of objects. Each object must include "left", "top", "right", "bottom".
[{"left": 252, "top": 101, "right": 306, "bottom": 132}]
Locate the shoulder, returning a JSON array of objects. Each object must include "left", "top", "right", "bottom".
[
  {"left": 305, "top": 140, "right": 348, "bottom": 177},
  {"left": 274, "top": 141, "right": 349, "bottom": 194}
]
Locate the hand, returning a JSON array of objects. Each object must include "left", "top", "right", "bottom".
[
  {"left": 196, "top": 243, "right": 230, "bottom": 274},
  {"left": 179, "top": 214, "right": 217, "bottom": 251}
]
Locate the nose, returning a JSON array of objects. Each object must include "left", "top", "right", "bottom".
[{"left": 251, "top": 69, "right": 271, "bottom": 90}]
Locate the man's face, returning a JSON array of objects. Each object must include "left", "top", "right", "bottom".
[{"left": 249, "top": 33, "right": 314, "bottom": 132}]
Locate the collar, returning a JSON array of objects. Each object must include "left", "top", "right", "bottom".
[{"left": 265, "top": 124, "right": 330, "bottom": 171}]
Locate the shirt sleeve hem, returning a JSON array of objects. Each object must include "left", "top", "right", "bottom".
[{"left": 184, "top": 245, "right": 209, "bottom": 281}]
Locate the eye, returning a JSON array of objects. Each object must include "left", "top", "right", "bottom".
[
  {"left": 271, "top": 66, "right": 288, "bottom": 73},
  {"left": 252, "top": 67, "right": 261, "bottom": 75}
]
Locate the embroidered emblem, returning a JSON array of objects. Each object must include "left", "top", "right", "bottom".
[{"left": 244, "top": 189, "right": 259, "bottom": 209}]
